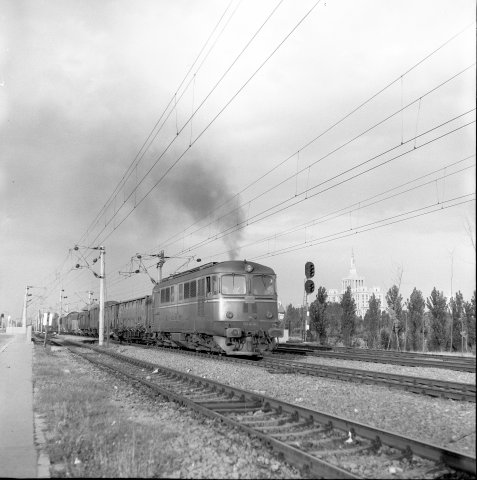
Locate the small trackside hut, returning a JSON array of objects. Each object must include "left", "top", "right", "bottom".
[{"left": 152, "top": 260, "right": 283, "bottom": 356}]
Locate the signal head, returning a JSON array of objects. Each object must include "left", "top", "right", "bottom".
[
  {"left": 305, "top": 279, "right": 315, "bottom": 294},
  {"left": 305, "top": 261, "right": 315, "bottom": 278}
]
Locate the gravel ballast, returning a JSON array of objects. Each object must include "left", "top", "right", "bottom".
[
  {"left": 300, "top": 354, "right": 475, "bottom": 383},
  {"left": 109, "top": 344, "right": 476, "bottom": 456}
]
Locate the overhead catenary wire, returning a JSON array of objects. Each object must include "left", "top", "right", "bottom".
[
  {"left": 164, "top": 112, "right": 475, "bottom": 257},
  {"left": 250, "top": 194, "right": 476, "bottom": 260},
  {"left": 151, "top": 23, "right": 476, "bottom": 254},
  {"left": 200, "top": 155, "right": 475, "bottom": 259},
  {"left": 156, "top": 64, "right": 476, "bottom": 252}
]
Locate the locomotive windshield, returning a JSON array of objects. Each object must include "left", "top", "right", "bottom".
[
  {"left": 252, "top": 275, "right": 275, "bottom": 295},
  {"left": 221, "top": 274, "right": 246, "bottom": 295}
]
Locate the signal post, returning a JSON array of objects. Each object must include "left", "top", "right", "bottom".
[{"left": 303, "top": 261, "right": 315, "bottom": 341}]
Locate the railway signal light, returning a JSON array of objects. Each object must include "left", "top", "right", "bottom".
[
  {"left": 305, "top": 261, "right": 315, "bottom": 278},
  {"left": 305, "top": 279, "right": 315, "bottom": 294}
]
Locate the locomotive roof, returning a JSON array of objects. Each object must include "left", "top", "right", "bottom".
[{"left": 153, "top": 260, "right": 275, "bottom": 290}]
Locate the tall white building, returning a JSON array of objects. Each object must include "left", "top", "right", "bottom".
[{"left": 327, "top": 253, "right": 386, "bottom": 318}]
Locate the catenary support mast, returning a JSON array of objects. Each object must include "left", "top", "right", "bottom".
[{"left": 98, "top": 246, "right": 105, "bottom": 346}]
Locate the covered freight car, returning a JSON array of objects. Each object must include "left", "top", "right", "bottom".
[{"left": 114, "top": 296, "right": 153, "bottom": 343}]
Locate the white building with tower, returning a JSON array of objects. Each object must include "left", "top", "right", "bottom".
[{"left": 327, "top": 253, "right": 386, "bottom": 318}]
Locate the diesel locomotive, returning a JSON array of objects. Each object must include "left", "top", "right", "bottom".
[{"left": 60, "top": 260, "right": 284, "bottom": 356}]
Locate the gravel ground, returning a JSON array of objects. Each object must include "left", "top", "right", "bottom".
[{"left": 107, "top": 343, "right": 476, "bottom": 457}]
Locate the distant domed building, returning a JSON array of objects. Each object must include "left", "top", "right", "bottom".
[{"left": 327, "top": 252, "right": 385, "bottom": 318}]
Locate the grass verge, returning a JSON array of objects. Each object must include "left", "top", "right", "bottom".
[{"left": 33, "top": 345, "right": 181, "bottom": 478}]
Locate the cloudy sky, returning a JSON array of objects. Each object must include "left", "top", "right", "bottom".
[{"left": 1, "top": 0, "right": 475, "bottom": 321}]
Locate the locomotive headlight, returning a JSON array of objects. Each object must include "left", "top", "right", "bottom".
[
  {"left": 266, "top": 311, "right": 273, "bottom": 319},
  {"left": 226, "top": 311, "right": 234, "bottom": 319},
  {"left": 245, "top": 264, "right": 254, "bottom": 273}
]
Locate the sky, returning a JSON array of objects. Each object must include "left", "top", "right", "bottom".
[{"left": 1, "top": 0, "right": 475, "bottom": 322}]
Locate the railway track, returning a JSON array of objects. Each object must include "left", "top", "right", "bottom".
[
  {"left": 276, "top": 344, "right": 476, "bottom": 372},
  {"left": 262, "top": 357, "right": 475, "bottom": 402},
  {"left": 47, "top": 335, "right": 475, "bottom": 402},
  {"left": 49, "top": 337, "right": 475, "bottom": 479}
]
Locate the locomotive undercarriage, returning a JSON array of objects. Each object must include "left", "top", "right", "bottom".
[{"left": 112, "top": 327, "right": 276, "bottom": 356}]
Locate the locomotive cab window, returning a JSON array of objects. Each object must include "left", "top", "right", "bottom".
[
  {"left": 212, "top": 275, "right": 218, "bottom": 294},
  {"left": 252, "top": 275, "right": 275, "bottom": 295},
  {"left": 190, "top": 280, "right": 197, "bottom": 298},
  {"left": 206, "top": 275, "right": 219, "bottom": 295},
  {"left": 161, "top": 287, "right": 171, "bottom": 303},
  {"left": 221, "top": 274, "right": 246, "bottom": 295}
]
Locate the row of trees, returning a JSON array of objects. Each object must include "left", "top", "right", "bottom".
[{"left": 285, "top": 286, "right": 476, "bottom": 352}]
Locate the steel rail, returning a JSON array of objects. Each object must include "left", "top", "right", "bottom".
[
  {"left": 334, "top": 346, "right": 475, "bottom": 362},
  {"left": 277, "top": 344, "right": 476, "bottom": 372},
  {"left": 53, "top": 337, "right": 475, "bottom": 478}
]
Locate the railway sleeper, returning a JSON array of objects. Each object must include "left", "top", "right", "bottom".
[
  {"left": 271, "top": 426, "right": 328, "bottom": 439},
  {"left": 197, "top": 399, "right": 261, "bottom": 409},
  {"left": 253, "top": 420, "right": 310, "bottom": 433},
  {"left": 310, "top": 443, "right": 374, "bottom": 458},
  {"left": 240, "top": 416, "right": 294, "bottom": 428},
  {"left": 214, "top": 407, "right": 264, "bottom": 414},
  {"left": 238, "top": 410, "right": 277, "bottom": 419}
]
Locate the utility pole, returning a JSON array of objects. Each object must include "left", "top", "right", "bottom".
[
  {"left": 22, "top": 285, "right": 32, "bottom": 328},
  {"left": 302, "top": 287, "right": 307, "bottom": 342},
  {"left": 59, "top": 289, "right": 67, "bottom": 333},
  {"left": 157, "top": 250, "right": 165, "bottom": 282},
  {"left": 98, "top": 246, "right": 105, "bottom": 347}
]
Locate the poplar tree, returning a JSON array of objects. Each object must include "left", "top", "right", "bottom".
[
  {"left": 327, "top": 302, "right": 343, "bottom": 342},
  {"left": 426, "top": 288, "right": 448, "bottom": 351},
  {"left": 407, "top": 288, "right": 425, "bottom": 351},
  {"left": 449, "top": 291, "right": 464, "bottom": 352},
  {"left": 309, "top": 286, "right": 328, "bottom": 344},
  {"left": 364, "top": 294, "right": 380, "bottom": 348},
  {"left": 463, "top": 292, "right": 476, "bottom": 350},
  {"left": 340, "top": 286, "right": 356, "bottom": 347},
  {"left": 285, "top": 304, "right": 302, "bottom": 333},
  {"left": 386, "top": 285, "right": 403, "bottom": 349}
]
